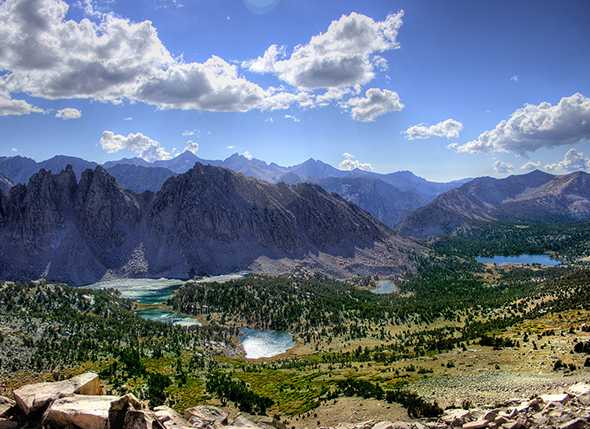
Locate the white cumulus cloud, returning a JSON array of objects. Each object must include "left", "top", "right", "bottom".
[
  {"left": 493, "top": 160, "right": 513, "bottom": 174},
  {"left": 265, "top": 11, "right": 404, "bottom": 90},
  {"left": 0, "top": 92, "right": 43, "bottom": 116},
  {"left": 545, "top": 148, "right": 590, "bottom": 173},
  {"left": 184, "top": 141, "right": 199, "bottom": 155},
  {"left": 342, "top": 88, "right": 403, "bottom": 122},
  {"left": 242, "top": 44, "right": 286, "bottom": 73},
  {"left": 99, "top": 131, "right": 171, "bottom": 161},
  {"left": 0, "top": 0, "right": 298, "bottom": 113},
  {"left": 55, "top": 107, "right": 81, "bottom": 120},
  {"left": 339, "top": 153, "right": 372, "bottom": 171},
  {"left": 520, "top": 161, "right": 543, "bottom": 171},
  {"left": 451, "top": 93, "right": 590, "bottom": 155},
  {"left": 405, "top": 118, "right": 463, "bottom": 140}
]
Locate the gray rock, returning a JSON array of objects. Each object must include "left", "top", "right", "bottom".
[
  {"left": 0, "top": 417, "right": 18, "bottom": 429},
  {"left": 124, "top": 409, "right": 166, "bottom": 429},
  {"left": 0, "top": 397, "right": 15, "bottom": 419},
  {"left": 184, "top": 405, "right": 228, "bottom": 426},
  {"left": 153, "top": 405, "right": 193, "bottom": 429},
  {"left": 558, "top": 418, "right": 589, "bottom": 429},
  {"left": 13, "top": 372, "right": 101, "bottom": 415},
  {"left": 441, "top": 409, "right": 471, "bottom": 425},
  {"left": 42, "top": 394, "right": 118, "bottom": 429}
]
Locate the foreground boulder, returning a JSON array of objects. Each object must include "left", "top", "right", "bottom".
[
  {"left": 184, "top": 405, "right": 229, "bottom": 426},
  {"left": 0, "top": 397, "right": 15, "bottom": 419},
  {"left": 125, "top": 409, "right": 165, "bottom": 429},
  {"left": 153, "top": 406, "right": 193, "bottom": 428},
  {"left": 13, "top": 372, "right": 101, "bottom": 415},
  {"left": 42, "top": 394, "right": 118, "bottom": 429}
]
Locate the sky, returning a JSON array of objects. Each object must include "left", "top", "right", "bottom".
[{"left": 0, "top": 0, "right": 589, "bottom": 181}]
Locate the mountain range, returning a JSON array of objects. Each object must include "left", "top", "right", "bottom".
[
  {"left": 399, "top": 170, "right": 590, "bottom": 238},
  {"left": 0, "top": 151, "right": 470, "bottom": 227},
  {"left": 0, "top": 164, "right": 421, "bottom": 285}
]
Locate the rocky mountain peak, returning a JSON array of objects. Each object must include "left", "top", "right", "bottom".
[{"left": 0, "top": 165, "right": 420, "bottom": 284}]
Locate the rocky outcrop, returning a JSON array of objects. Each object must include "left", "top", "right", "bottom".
[
  {"left": 321, "top": 382, "right": 590, "bottom": 429},
  {"left": 13, "top": 372, "right": 101, "bottom": 416},
  {"left": 43, "top": 395, "right": 120, "bottom": 429},
  {"left": 0, "top": 164, "right": 421, "bottom": 284},
  {"left": 3, "top": 374, "right": 590, "bottom": 429}
]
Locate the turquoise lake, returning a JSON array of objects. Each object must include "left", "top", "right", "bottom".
[
  {"left": 476, "top": 254, "right": 561, "bottom": 266},
  {"left": 85, "top": 278, "right": 200, "bottom": 326},
  {"left": 87, "top": 275, "right": 296, "bottom": 357}
]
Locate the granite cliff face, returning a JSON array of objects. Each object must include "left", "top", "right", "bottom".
[
  {"left": 0, "top": 175, "right": 12, "bottom": 195},
  {"left": 399, "top": 170, "right": 590, "bottom": 238},
  {"left": 0, "top": 164, "right": 420, "bottom": 284}
]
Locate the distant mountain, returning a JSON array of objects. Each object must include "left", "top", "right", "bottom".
[
  {"left": 348, "top": 169, "right": 472, "bottom": 201},
  {"left": 318, "top": 177, "right": 430, "bottom": 228},
  {"left": 0, "top": 156, "right": 38, "bottom": 183},
  {"left": 0, "top": 155, "right": 97, "bottom": 183},
  {"left": 399, "top": 170, "right": 590, "bottom": 238},
  {"left": 106, "top": 164, "right": 176, "bottom": 193},
  {"left": 103, "top": 157, "right": 153, "bottom": 169},
  {"left": 38, "top": 155, "right": 98, "bottom": 178},
  {"left": 152, "top": 151, "right": 219, "bottom": 173},
  {"left": 0, "top": 164, "right": 420, "bottom": 284},
  {"left": 0, "top": 153, "right": 470, "bottom": 232},
  {"left": 221, "top": 153, "right": 288, "bottom": 183},
  {"left": 104, "top": 152, "right": 468, "bottom": 201},
  {"left": 288, "top": 158, "right": 346, "bottom": 181},
  {"left": 0, "top": 174, "right": 13, "bottom": 195}
]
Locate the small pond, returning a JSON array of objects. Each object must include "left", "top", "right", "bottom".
[
  {"left": 371, "top": 279, "right": 398, "bottom": 295},
  {"left": 239, "top": 328, "right": 295, "bottom": 359}
]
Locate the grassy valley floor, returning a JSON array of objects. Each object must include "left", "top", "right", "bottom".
[{"left": 1, "top": 242, "right": 590, "bottom": 426}]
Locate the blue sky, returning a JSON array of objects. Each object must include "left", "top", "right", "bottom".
[{"left": 1, "top": 0, "right": 589, "bottom": 181}]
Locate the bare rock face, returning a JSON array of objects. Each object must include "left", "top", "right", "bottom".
[
  {"left": 0, "top": 175, "right": 12, "bottom": 196},
  {"left": 42, "top": 394, "right": 118, "bottom": 429},
  {"left": 0, "top": 164, "right": 421, "bottom": 284},
  {"left": 13, "top": 372, "right": 101, "bottom": 416}
]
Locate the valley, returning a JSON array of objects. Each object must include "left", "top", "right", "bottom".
[
  {"left": 2, "top": 237, "right": 589, "bottom": 427},
  {"left": 1, "top": 159, "right": 590, "bottom": 428}
]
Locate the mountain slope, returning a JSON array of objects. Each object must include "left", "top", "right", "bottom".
[
  {"left": 106, "top": 164, "right": 175, "bottom": 192},
  {"left": 398, "top": 170, "right": 590, "bottom": 238},
  {"left": 0, "top": 164, "right": 421, "bottom": 284},
  {"left": 317, "top": 176, "right": 429, "bottom": 228},
  {"left": 0, "top": 156, "right": 38, "bottom": 183}
]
